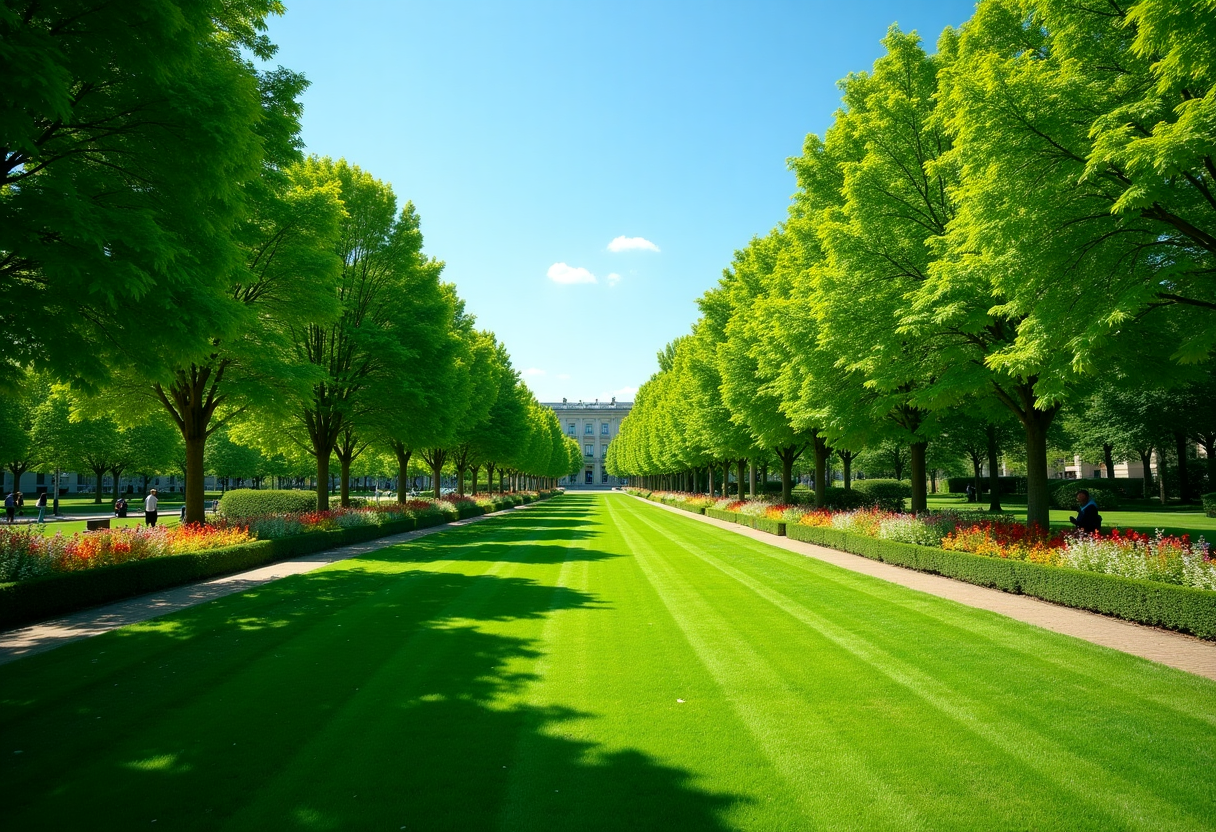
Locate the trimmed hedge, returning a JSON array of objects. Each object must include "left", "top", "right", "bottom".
[
  {"left": 219, "top": 489, "right": 316, "bottom": 519},
  {"left": 703, "top": 508, "right": 786, "bottom": 536},
  {"left": 0, "top": 494, "right": 555, "bottom": 629},
  {"left": 1203, "top": 492, "right": 1216, "bottom": 518},
  {"left": 786, "top": 524, "right": 1216, "bottom": 640},
  {"left": 851, "top": 479, "right": 911, "bottom": 512}
]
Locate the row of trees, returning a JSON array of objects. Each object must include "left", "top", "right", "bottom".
[
  {"left": 607, "top": 0, "right": 1215, "bottom": 527},
  {"left": 2, "top": 1, "right": 578, "bottom": 520}
]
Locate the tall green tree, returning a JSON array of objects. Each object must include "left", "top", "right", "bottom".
[
  {"left": 288, "top": 158, "right": 445, "bottom": 510},
  {"left": 1, "top": 0, "right": 284, "bottom": 391}
]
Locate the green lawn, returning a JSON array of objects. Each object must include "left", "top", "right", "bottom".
[
  {"left": 15, "top": 515, "right": 183, "bottom": 536},
  {"left": 2, "top": 493, "right": 1213, "bottom": 830},
  {"left": 924, "top": 493, "right": 1216, "bottom": 540}
]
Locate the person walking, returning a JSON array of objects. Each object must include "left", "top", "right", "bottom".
[
  {"left": 15, "top": 492, "right": 24, "bottom": 518},
  {"left": 35, "top": 491, "right": 47, "bottom": 524},
  {"left": 1069, "top": 489, "right": 1101, "bottom": 534},
  {"left": 144, "top": 488, "right": 159, "bottom": 527},
  {"left": 4, "top": 491, "right": 14, "bottom": 525}
]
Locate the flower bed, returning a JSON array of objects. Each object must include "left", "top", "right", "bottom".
[
  {"left": 633, "top": 490, "right": 1216, "bottom": 593},
  {"left": 0, "top": 491, "right": 555, "bottom": 628},
  {"left": 0, "top": 524, "right": 255, "bottom": 583}
]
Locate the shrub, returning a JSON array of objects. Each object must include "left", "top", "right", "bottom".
[
  {"left": 822, "top": 487, "right": 871, "bottom": 510},
  {"left": 1204, "top": 493, "right": 1216, "bottom": 519},
  {"left": 1052, "top": 484, "right": 1120, "bottom": 511},
  {"left": 852, "top": 479, "right": 911, "bottom": 512},
  {"left": 219, "top": 489, "right": 316, "bottom": 519},
  {"left": 784, "top": 524, "right": 1216, "bottom": 639}
]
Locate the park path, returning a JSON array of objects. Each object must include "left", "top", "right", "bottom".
[
  {"left": 633, "top": 494, "right": 1216, "bottom": 681},
  {"left": 0, "top": 502, "right": 536, "bottom": 666}
]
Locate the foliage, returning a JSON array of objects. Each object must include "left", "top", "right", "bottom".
[
  {"left": 1205, "top": 493, "right": 1216, "bottom": 519},
  {"left": 1051, "top": 485, "right": 1120, "bottom": 512},
  {"left": 218, "top": 489, "right": 317, "bottom": 519},
  {"left": 850, "top": 479, "right": 912, "bottom": 512}
]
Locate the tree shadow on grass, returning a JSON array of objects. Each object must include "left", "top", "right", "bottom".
[{"left": 0, "top": 562, "right": 741, "bottom": 831}]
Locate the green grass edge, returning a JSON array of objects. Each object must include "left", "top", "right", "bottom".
[
  {"left": 0, "top": 495, "right": 551, "bottom": 629},
  {"left": 644, "top": 493, "right": 1216, "bottom": 640}
]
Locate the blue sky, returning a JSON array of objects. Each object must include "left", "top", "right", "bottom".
[{"left": 263, "top": 0, "right": 977, "bottom": 403}]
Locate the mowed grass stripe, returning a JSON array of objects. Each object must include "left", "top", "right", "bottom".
[
  {"left": 612, "top": 494, "right": 1216, "bottom": 831},
  {"left": 498, "top": 495, "right": 802, "bottom": 832},
  {"left": 607, "top": 496, "right": 929, "bottom": 831},
  {"left": 634, "top": 495, "right": 1216, "bottom": 725}
]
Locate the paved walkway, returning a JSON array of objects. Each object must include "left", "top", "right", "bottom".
[
  {"left": 0, "top": 504, "right": 535, "bottom": 666},
  {"left": 636, "top": 496, "right": 1216, "bottom": 682}
]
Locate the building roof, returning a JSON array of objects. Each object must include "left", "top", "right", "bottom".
[{"left": 542, "top": 401, "right": 632, "bottom": 411}]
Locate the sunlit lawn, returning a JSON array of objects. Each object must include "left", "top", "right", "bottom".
[
  {"left": 2, "top": 493, "right": 1213, "bottom": 830},
  {"left": 13, "top": 516, "right": 183, "bottom": 536}
]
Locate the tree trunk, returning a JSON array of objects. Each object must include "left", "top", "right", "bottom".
[
  {"left": 971, "top": 457, "right": 982, "bottom": 503},
  {"left": 909, "top": 441, "right": 928, "bottom": 514},
  {"left": 892, "top": 450, "right": 904, "bottom": 482},
  {"left": 1024, "top": 413, "right": 1055, "bottom": 529},
  {"left": 316, "top": 453, "right": 330, "bottom": 512},
  {"left": 749, "top": 462, "right": 757, "bottom": 499},
  {"left": 987, "top": 428, "right": 1003, "bottom": 513},
  {"left": 457, "top": 466, "right": 466, "bottom": 496},
  {"left": 1103, "top": 443, "right": 1116, "bottom": 480},
  {"left": 778, "top": 447, "right": 796, "bottom": 505},
  {"left": 813, "top": 436, "right": 828, "bottom": 509},
  {"left": 707, "top": 464, "right": 715, "bottom": 498},
  {"left": 471, "top": 465, "right": 480, "bottom": 495},
  {"left": 1158, "top": 450, "right": 1168, "bottom": 505},
  {"left": 736, "top": 459, "right": 746, "bottom": 499},
  {"left": 338, "top": 456, "right": 351, "bottom": 507},
  {"left": 93, "top": 466, "right": 106, "bottom": 504},
  {"left": 1175, "top": 432, "right": 1190, "bottom": 503},
  {"left": 392, "top": 444, "right": 412, "bottom": 504},
  {"left": 1138, "top": 448, "right": 1154, "bottom": 498}
]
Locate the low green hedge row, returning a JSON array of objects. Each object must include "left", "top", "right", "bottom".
[
  {"left": 704, "top": 508, "right": 787, "bottom": 537},
  {"left": 0, "top": 494, "right": 553, "bottom": 629},
  {"left": 1203, "top": 492, "right": 1216, "bottom": 518},
  {"left": 785, "top": 524, "right": 1216, "bottom": 640},
  {"left": 650, "top": 495, "right": 708, "bottom": 514}
]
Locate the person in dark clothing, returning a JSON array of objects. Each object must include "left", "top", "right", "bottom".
[{"left": 1069, "top": 489, "right": 1101, "bottom": 533}]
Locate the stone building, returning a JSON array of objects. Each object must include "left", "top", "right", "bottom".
[{"left": 542, "top": 398, "right": 632, "bottom": 489}]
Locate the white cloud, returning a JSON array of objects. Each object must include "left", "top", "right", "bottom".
[
  {"left": 547, "top": 262, "right": 597, "bottom": 284},
  {"left": 607, "top": 236, "right": 660, "bottom": 253},
  {"left": 606, "top": 272, "right": 621, "bottom": 287},
  {"left": 523, "top": 367, "right": 546, "bottom": 377}
]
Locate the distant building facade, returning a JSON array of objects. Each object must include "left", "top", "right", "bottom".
[{"left": 542, "top": 398, "right": 632, "bottom": 488}]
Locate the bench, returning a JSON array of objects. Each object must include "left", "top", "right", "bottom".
[{"left": 86, "top": 518, "right": 111, "bottom": 532}]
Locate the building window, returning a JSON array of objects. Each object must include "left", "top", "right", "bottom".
[
  {"left": 602, "top": 469, "right": 609, "bottom": 483},
  {"left": 36, "top": 473, "right": 45, "bottom": 485},
  {"left": 584, "top": 444, "right": 593, "bottom": 458},
  {"left": 601, "top": 422, "right": 609, "bottom": 435},
  {"left": 567, "top": 423, "right": 575, "bottom": 436},
  {"left": 584, "top": 423, "right": 593, "bottom": 435},
  {"left": 585, "top": 469, "right": 593, "bottom": 484}
]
